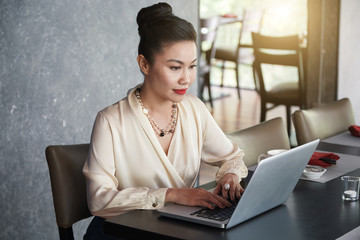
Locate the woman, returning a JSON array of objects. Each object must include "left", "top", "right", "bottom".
[{"left": 83, "top": 2, "right": 248, "bottom": 239}]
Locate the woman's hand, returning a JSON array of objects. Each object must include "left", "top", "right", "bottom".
[
  {"left": 165, "top": 188, "right": 232, "bottom": 209},
  {"left": 213, "top": 173, "right": 244, "bottom": 202}
]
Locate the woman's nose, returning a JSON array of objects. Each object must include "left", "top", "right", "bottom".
[{"left": 180, "top": 69, "right": 193, "bottom": 85}]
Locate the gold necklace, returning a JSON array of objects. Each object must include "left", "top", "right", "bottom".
[{"left": 135, "top": 88, "right": 177, "bottom": 137}]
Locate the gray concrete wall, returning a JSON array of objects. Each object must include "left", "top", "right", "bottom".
[{"left": 0, "top": 1, "right": 199, "bottom": 239}]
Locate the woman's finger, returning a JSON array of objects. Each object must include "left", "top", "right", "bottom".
[
  {"left": 211, "top": 193, "right": 232, "bottom": 208},
  {"left": 222, "top": 184, "right": 229, "bottom": 200},
  {"left": 213, "top": 183, "right": 222, "bottom": 195}
]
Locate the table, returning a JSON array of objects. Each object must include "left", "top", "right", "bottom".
[
  {"left": 323, "top": 131, "right": 359, "bottom": 148},
  {"left": 104, "top": 168, "right": 360, "bottom": 240},
  {"left": 248, "top": 132, "right": 359, "bottom": 184},
  {"left": 300, "top": 152, "right": 360, "bottom": 183},
  {"left": 104, "top": 133, "right": 360, "bottom": 239},
  {"left": 318, "top": 131, "right": 360, "bottom": 156},
  {"left": 219, "top": 16, "right": 242, "bottom": 25}
]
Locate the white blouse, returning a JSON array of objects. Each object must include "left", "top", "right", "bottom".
[{"left": 83, "top": 86, "right": 248, "bottom": 218}]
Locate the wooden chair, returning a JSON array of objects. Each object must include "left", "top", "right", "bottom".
[
  {"left": 45, "top": 144, "right": 92, "bottom": 240},
  {"left": 226, "top": 117, "right": 290, "bottom": 167},
  {"left": 199, "top": 15, "right": 220, "bottom": 108},
  {"left": 213, "top": 9, "right": 263, "bottom": 98},
  {"left": 292, "top": 98, "right": 355, "bottom": 145},
  {"left": 252, "top": 32, "right": 306, "bottom": 135}
]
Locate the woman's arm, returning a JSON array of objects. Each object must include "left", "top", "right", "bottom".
[
  {"left": 83, "top": 111, "right": 169, "bottom": 217},
  {"left": 196, "top": 98, "right": 247, "bottom": 201}
]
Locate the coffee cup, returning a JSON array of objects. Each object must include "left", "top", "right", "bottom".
[{"left": 257, "top": 149, "right": 288, "bottom": 164}]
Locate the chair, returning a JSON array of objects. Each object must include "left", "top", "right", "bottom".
[
  {"left": 213, "top": 9, "right": 263, "bottom": 98},
  {"left": 226, "top": 117, "right": 290, "bottom": 167},
  {"left": 45, "top": 144, "right": 92, "bottom": 240},
  {"left": 199, "top": 15, "right": 220, "bottom": 108},
  {"left": 292, "top": 98, "right": 355, "bottom": 145},
  {"left": 252, "top": 32, "right": 306, "bottom": 135}
]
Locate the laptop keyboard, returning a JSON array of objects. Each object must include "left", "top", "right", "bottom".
[{"left": 190, "top": 204, "right": 237, "bottom": 222}]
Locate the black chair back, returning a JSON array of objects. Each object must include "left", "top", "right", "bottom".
[{"left": 45, "top": 144, "right": 92, "bottom": 240}]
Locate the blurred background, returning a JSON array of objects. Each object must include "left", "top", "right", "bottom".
[{"left": 200, "top": 0, "right": 307, "bottom": 89}]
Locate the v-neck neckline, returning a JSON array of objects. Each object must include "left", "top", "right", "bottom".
[
  {"left": 128, "top": 86, "right": 179, "bottom": 160},
  {"left": 128, "top": 87, "right": 197, "bottom": 188}
]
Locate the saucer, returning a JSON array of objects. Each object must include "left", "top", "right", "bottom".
[{"left": 302, "top": 165, "right": 326, "bottom": 179}]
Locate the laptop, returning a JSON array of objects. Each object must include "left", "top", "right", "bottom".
[{"left": 158, "top": 139, "right": 319, "bottom": 229}]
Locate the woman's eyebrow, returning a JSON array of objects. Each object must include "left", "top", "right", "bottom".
[{"left": 166, "top": 58, "right": 197, "bottom": 64}]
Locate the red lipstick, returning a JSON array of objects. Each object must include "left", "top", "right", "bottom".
[{"left": 174, "top": 89, "right": 187, "bottom": 95}]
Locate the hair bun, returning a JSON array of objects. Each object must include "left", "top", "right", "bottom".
[{"left": 137, "top": 2, "right": 173, "bottom": 29}]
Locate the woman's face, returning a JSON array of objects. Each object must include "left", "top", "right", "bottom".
[{"left": 144, "top": 40, "right": 197, "bottom": 103}]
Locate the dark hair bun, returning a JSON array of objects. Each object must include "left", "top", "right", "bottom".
[
  {"left": 136, "top": 2, "right": 196, "bottom": 63},
  {"left": 137, "top": 2, "right": 173, "bottom": 31}
]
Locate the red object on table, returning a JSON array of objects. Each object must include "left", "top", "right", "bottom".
[
  {"left": 222, "top": 13, "right": 238, "bottom": 18},
  {"left": 348, "top": 125, "right": 360, "bottom": 137},
  {"left": 308, "top": 152, "right": 340, "bottom": 168}
]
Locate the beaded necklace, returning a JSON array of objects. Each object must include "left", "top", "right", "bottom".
[{"left": 135, "top": 88, "right": 177, "bottom": 137}]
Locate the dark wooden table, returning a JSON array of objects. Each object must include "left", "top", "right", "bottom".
[
  {"left": 104, "top": 167, "right": 360, "bottom": 240},
  {"left": 317, "top": 131, "right": 360, "bottom": 156},
  {"left": 103, "top": 134, "right": 360, "bottom": 239}
]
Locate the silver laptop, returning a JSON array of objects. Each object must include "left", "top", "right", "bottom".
[{"left": 158, "top": 139, "right": 319, "bottom": 229}]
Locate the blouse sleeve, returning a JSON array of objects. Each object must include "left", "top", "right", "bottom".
[
  {"left": 199, "top": 103, "right": 248, "bottom": 183},
  {"left": 83, "top": 112, "right": 167, "bottom": 218}
]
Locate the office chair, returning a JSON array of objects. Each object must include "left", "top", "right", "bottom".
[
  {"left": 226, "top": 117, "right": 290, "bottom": 167},
  {"left": 252, "top": 32, "right": 306, "bottom": 135},
  {"left": 292, "top": 98, "right": 355, "bottom": 145},
  {"left": 45, "top": 144, "right": 92, "bottom": 240}
]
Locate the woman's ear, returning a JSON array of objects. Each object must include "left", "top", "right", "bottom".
[{"left": 137, "top": 55, "right": 150, "bottom": 75}]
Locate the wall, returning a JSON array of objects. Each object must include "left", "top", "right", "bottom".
[
  {"left": 0, "top": 1, "right": 199, "bottom": 239},
  {"left": 338, "top": 0, "right": 360, "bottom": 124},
  {"left": 306, "top": 0, "right": 340, "bottom": 108}
]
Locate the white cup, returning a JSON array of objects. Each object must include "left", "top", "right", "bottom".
[{"left": 257, "top": 149, "right": 288, "bottom": 164}]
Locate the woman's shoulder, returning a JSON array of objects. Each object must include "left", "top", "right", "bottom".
[
  {"left": 180, "top": 93, "right": 212, "bottom": 120},
  {"left": 96, "top": 85, "right": 140, "bottom": 120},
  {"left": 182, "top": 93, "right": 206, "bottom": 108},
  {"left": 182, "top": 93, "right": 210, "bottom": 113},
  {"left": 98, "top": 97, "right": 128, "bottom": 119}
]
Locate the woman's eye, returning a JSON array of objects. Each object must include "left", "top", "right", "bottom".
[
  {"left": 170, "top": 66, "right": 181, "bottom": 70},
  {"left": 190, "top": 64, "right": 197, "bottom": 70}
]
